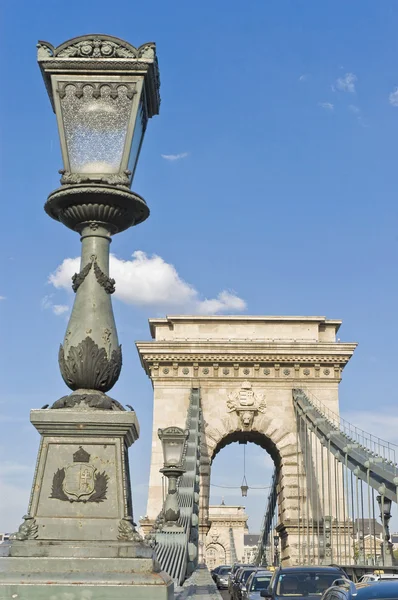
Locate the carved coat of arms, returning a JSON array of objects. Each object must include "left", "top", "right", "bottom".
[
  {"left": 50, "top": 446, "right": 109, "bottom": 503},
  {"left": 227, "top": 381, "right": 266, "bottom": 429}
]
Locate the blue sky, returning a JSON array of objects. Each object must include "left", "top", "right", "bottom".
[{"left": 1, "top": 0, "right": 398, "bottom": 534}]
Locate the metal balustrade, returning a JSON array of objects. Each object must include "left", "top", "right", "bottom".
[{"left": 150, "top": 388, "right": 202, "bottom": 585}]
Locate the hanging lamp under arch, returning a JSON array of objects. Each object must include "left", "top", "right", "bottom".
[{"left": 241, "top": 443, "right": 249, "bottom": 497}]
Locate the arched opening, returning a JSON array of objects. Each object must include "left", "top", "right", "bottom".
[
  {"left": 203, "top": 431, "right": 282, "bottom": 568},
  {"left": 205, "top": 543, "right": 227, "bottom": 570}
]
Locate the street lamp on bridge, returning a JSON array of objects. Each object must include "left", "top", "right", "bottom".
[
  {"left": 158, "top": 426, "right": 188, "bottom": 531},
  {"left": 273, "top": 535, "right": 280, "bottom": 567},
  {"left": 0, "top": 35, "right": 171, "bottom": 599},
  {"left": 377, "top": 494, "right": 394, "bottom": 567}
]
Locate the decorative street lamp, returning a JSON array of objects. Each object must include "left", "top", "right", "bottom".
[
  {"left": 241, "top": 476, "right": 249, "bottom": 497},
  {"left": 273, "top": 534, "right": 280, "bottom": 567},
  {"left": 0, "top": 35, "right": 171, "bottom": 598},
  {"left": 37, "top": 34, "right": 160, "bottom": 407},
  {"left": 322, "top": 515, "right": 333, "bottom": 565},
  {"left": 376, "top": 495, "right": 394, "bottom": 567},
  {"left": 241, "top": 442, "right": 248, "bottom": 496},
  {"left": 158, "top": 427, "right": 188, "bottom": 530}
]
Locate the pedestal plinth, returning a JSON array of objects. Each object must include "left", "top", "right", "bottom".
[{"left": 0, "top": 408, "right": 173, "bottom": 599}]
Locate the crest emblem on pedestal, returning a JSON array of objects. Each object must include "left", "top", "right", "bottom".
[
  {"left": 50, "top": 446, "right": 109, "bottom": 503},
  {"left": 227, "top": 381, "right": 266, "bottom": 429}
]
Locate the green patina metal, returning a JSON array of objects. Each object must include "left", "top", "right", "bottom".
[{"left": 0, "top": 34, "right": 173, "bottom": 600}]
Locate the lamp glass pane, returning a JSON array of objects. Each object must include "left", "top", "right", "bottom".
[
  {"left": 164, "top": 440, "right": 183, "bottom": 466},
  {"left": 59, "top": 82, "right": 134, "bottom": 174},
  {"left": 384, "top": 498, "right": 392, "bottom": 514},
  {"left": 128, "top": 101, "right": 144, "bottom": 177}
]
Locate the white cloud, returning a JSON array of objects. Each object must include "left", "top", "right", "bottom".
[
  {"left": 52, "top": 304, "right": 69, "bottom": 316},
  {"left": 348, "top": 104, "right": 360, "bottom": 114},
  {"left": 318, "top": 102, "right": 334, "bottom": 111},
  {"left": 49, "top": 251, "right": 246, "bottom": 315},
  {"left": 41, "top": 294, "right": 70, "bottom": 317},
  {"left": 389, "top": 88, "right": 398, "bottom": 107},
  {"left": 0, "top": 296, "right": 5, "bottom": 301},
  {"left": 335, "top": 72, "right": 357, "bottom": 93},
  {"left": 161, "top": 152, "right": 189, "bottom": 161},
  {"left": 299, "top": 74, "right": 309, "bottom": 82}
]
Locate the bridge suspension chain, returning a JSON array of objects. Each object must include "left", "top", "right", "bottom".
[
  {"left": 256, "top": 389, "right": 397, "bottom": 569},
  {"left": 147, "top": 387, "right": 202, "bottom": 586}
]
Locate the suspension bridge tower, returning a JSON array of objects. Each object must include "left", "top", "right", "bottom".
[{"left": 137, "top": 315, "right": 357, "bottom": 566}]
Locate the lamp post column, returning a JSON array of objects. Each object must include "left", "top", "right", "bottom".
[
  {"left": 377, "top": 495, "right": 394, "bottom": 567},
  {"left": 161, "top": 467, "right": 185, "bottom": 531},
  {"left": 55, "top": 223, "right": 122, "bottom": 407}
]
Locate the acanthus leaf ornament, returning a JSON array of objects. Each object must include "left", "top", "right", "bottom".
[
  {"left": 117, "top": 517, "right": 142, "bottom": 542},
  {"left": 227, "top": 381, "right": 266, "bottom": 429},
  {"left": 13, "top": 515, "right": 39, "bottom": 541},
  {"left": 59, "top": 336, "right": 122, "bottom": 392}
]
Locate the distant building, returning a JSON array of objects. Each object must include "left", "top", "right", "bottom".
[
  {"left": 352, "top": 519, "right": 384, "bottom": 565},
  {"left": 205, "top": 504, "right": 248, "bottom": 569},
  {"left": 243, "top": 534, "right": 260, "bottom": 564},
  {"left": 352, "top": 519, "right": 383, "bottom": 537},
  {"left": 0, "top": 534, "right": 10, "bottom": 543},
  {"left": 391, "top": 533, "right": 398, "bottom": 550}
]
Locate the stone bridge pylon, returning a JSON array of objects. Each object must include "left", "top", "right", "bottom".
[{"left": 137, "top": 316, "right": 357, "bottom": 565}]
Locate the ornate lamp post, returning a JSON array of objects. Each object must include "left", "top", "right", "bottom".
[
  {"left": 0, "top": 35, "right": 173, "bottom": 598},
  {"left": 37, "top": 34, "right": 159, "bottom": 408},
  {"left": 322, "top": 515, "right": 333, "bottom": 565},
  {"left": 273, "top": 535, "right": 280, "bottom": 567},
  {"left": 158, "top": 426, "right": 188, "bottom": 531},
  {"left": 377, "top": 495, "right": 394, "bottom": 567}
]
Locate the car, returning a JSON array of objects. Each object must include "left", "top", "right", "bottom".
[
  {"left": 358, "top": 573, "right": 398, "bottom": 583},
  {"left": 260, "top": 566, "right": 348, "bottom": 599},
  {"left": 232, "top": 566, "right": 257, "bottom": 600},
  {"left": 321, "top": 580, "right": 398, "bottom": 599},
  {"left": 242, "top": 570, "right": 274, "bottom": 600},
  {"left": 215, "top": 565, "right": 233, "bottom": 590},
  {"left": 229, "top": 564, "right": 247, "bottom": 596},
  {"left": 211, "top": 564, "right": 231, "bottom": 582}
]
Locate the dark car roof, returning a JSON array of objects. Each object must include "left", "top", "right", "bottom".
[
  {"left": 277, "top": 566, "right": 343, "bottom": 573},
  {"left": 356, "top": 581, "right": 398, "bottom": 598}
]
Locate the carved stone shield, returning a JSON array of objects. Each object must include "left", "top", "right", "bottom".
[{"left": 63, "top": 463, "right": 96, "bottom": 499}]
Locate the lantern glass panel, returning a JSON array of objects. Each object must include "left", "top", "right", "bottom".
[
  {"left": 383, "top": 498, "right": 392, "bottom": 516},
  {"left": 128, "top": 101, "right": 145, "bottom": 179},
  {"left": 59, "top": 81, "right": 134, "bottom": 175},
  {"left": 164, "top": 440, "right": 183, "bottom": 467}
]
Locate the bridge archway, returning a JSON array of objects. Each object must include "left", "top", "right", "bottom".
[
  {"left": 205, "top": 542, "right": 227, "bottom": 570},
  {"left": 137, "top": 315, "right": 356, "bottom": 566},
  {"left": 205, "top": 431, "right": 281, "bottom": 566},
  {"left": 200, "top": 407, "right": 299, "bottom": 565}
]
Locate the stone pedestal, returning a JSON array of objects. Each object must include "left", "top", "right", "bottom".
[{"left": 0, "top": 408, "right": 173, "bottom": 599}]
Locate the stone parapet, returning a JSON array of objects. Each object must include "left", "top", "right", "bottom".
[{"left": 175, "top": 565, "right": 222, "bottom": 600}]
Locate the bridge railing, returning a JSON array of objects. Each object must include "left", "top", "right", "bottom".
[
  {"left": 301, "top": 387, "right": 398, "bottom": 465},
  {"left": 149, "top": 388, "right": 202, "bottom": 586}
]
